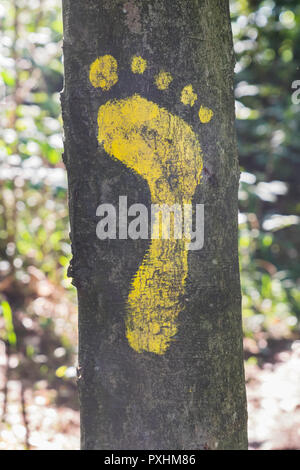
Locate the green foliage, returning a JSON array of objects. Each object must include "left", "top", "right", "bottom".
[
  {"left": 0, "top": 0, "right": 76, "bottom": 400},
  {"left": 231, "top": 0, "right": 300, "bottom": 337},
  {"left": 0, "top": 300, "right": 16, "bottom": 345}
]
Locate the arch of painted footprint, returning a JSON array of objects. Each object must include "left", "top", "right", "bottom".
[{"left": 90, "top": 55, "right": 211, "bottom": 354}]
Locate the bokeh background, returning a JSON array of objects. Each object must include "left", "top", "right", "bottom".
[{"left": 0, "top": 0, "right": 299, "bottom": 450}]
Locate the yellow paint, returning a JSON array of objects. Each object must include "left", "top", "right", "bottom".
[
  {"left": 154, "top": 71, "right": 173, "bottom": 90},
  {"left": 97, "top": 94, "right": 203, "bottom": 354},
  {"left": 198, "top": 105, "right": 214, "bottom": 123},
  {"left": 131, "top": 55, "right": 147, "bottom": 74},
  {"left": 181, "top": 85, "right": 198, "bottom": 107},
  {"left": 89, "top": 55, "right": 118, "bottom": 91}
]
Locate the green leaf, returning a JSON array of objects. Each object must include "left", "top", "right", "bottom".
[{"left": 1, "top": 300, "right": 16, "bottom": 346}]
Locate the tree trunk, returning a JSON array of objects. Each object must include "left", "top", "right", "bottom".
[{"left": 61, "top": 0, "right": 248, "bottom": 450}]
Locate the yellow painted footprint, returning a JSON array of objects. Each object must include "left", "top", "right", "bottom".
[{"left": 89, "top": 55, "right": 214, "bottom": 355}]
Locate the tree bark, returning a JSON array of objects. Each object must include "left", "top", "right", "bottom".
[{"left": 61, "top": 0, "right": 248, "bottom": 450}]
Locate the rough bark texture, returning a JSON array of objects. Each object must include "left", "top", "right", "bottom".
[{"left": 61, "top": 0, "right": 248, "bottom": 450}]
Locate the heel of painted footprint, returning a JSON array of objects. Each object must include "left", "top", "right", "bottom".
[
  {"left": 126, "top": 239, "right": 188, "bottom": 354},
  {"left": 89, "top": 54, "right": 214, "bottom": 354}
]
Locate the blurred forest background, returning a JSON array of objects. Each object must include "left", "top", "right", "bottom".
[{"left": 0, "top": 0, "right": 299, "bottom": 450}]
